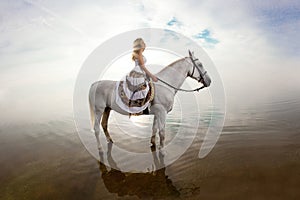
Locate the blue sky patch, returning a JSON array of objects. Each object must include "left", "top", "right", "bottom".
[
  {"left": 258, "top": 6, "right": 300, "bottom": 27},
  {"left": 193, "top": 29, "right": 219, "bottom": 45},
  {"left": 160, "top": 29, "right": 180, "bottom": 43},
  {"left": 248, "top": 2, "right": 300, "bottom": 56},
  {"left": 166, "top": 17, "right": 182, "bottom": 27}
]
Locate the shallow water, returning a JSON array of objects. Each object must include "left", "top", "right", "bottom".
[{"left": 1, "top": 94, "right": 300, "bottom": 199}]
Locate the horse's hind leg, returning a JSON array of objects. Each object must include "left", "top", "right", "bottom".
[
  {"left": 101, "top": 107, "right": 113, "bottom": 143},
  {"left": 94, "top": 109, "right": 103, "bottom": 149}
]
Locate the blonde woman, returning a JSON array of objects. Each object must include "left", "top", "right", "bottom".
[
  {"left": 131, "top": 38, "right": 158, "bottom": 82},
  {"left": 116, "top": 38, "right": 157, "bottom": 114}
]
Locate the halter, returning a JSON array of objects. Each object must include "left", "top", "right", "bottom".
[{"left": 157, "top": 50, "right": 208, "bottom": 92}]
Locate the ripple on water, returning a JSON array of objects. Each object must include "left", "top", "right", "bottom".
[{"left": 1, "top": 94, "right": 300, "bottom": 199}]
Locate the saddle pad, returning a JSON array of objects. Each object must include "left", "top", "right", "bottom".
[{"left": 116, "top": 80, "right": 154, "bottom": 114}]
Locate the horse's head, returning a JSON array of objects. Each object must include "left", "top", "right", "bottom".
[{"left": 187, "top": 50, "right": 211, "bottom": 87}]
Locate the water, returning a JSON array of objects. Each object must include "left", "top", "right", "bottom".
[{"left": 0, "top": 94, "right": 300, "bottom": 199}]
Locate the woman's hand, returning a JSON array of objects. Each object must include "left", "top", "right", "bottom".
[{"left": 151, "top": 75, "right": 158, "bottom": 82}]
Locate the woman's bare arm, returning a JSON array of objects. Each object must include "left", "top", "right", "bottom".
[{"left": 137, "top": 52, "right": 158, "bottom": 82}]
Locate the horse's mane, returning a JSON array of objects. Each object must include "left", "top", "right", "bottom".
[
  {"left": 157, "top": 57, "right": 187, "bottom": 74},
  {"left": 166, "top": 57, "right": 186, "bottom": 67}
]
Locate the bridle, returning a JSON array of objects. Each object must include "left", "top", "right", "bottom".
[
  {"left": 189, "top": 50, "right": 208, "bottom": 87},
  {"left": 157, "top": 50, "right": 208, "bottom": 92}
]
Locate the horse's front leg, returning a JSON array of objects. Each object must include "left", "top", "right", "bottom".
[
  {"left": 158, "top": 128, "right": 166, "bottom": 148},
  {"left": 151, "top": 115, "right": 158, "bottom": 146},
  {"left": 150, "top": 104, "right": 167, "bottom": 148},
  {"left": 157, "top": 110, "right": 167, "bottom": 148}
]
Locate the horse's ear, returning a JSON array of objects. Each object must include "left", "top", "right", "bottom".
[{"left": 188, "top": 50, "right": 193, "bottom": 57}]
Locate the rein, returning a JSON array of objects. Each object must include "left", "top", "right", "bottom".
[
  {"left": 157, "top": 53, "right": 206, "bottom": 93},
  {"left": 157, "top": 77, "right": 205, "bottom": 92}
]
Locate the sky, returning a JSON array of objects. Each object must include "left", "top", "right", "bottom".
[{"left": 0, "top": 0, "right": 299, "bottom": 123}]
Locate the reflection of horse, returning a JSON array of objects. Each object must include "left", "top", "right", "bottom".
[
  {"left": 89, "top": 51, "right": 211, "bottom": 148},
  {"left": 98, "top": 143, "right": 180, "bottom": 199}
]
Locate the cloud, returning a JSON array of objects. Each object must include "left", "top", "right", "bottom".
[{"left": 0, "top": 0, "right": 299, "bottom": 123}]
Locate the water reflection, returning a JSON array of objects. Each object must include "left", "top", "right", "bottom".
[{"left": 98, "top": 143, "right": 180, "bottom": 198}]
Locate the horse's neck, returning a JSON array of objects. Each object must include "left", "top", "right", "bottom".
[{"left": 156, "top": 58, "right": 190, "bottom": 89}]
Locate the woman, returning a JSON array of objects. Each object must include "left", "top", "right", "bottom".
[
  {"left": 131, "top": 38, "right": 158, "bottom": 82},
  {"left": 116, "top": 38, "right": 157, "bottom": 114}
]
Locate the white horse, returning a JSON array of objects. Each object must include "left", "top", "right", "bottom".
[{"left": 89, "top": 51, "right": 211, "bottom": 149}]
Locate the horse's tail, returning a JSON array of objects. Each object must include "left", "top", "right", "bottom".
[{"left": 88, "top": 82, "right": 98, "bottom": 131}]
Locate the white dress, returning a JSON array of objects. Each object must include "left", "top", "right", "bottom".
[{"left": 115, "top": 55, "right": 151, "bottom": 113}]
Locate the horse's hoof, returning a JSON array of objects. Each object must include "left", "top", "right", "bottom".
[
  {"left": 151, "top": 140, "right": 156, "bottom": 146},
  {"left": 150, "top": 145, "right": 156, "bottom": 152},
  {"left": 107, "top": 138, "right": 113, "bottom": 143},
  {"left": 150, "top": 143, "right": 156, "bottom": 151},
  {"left": 159, "top": 141, "right": 164, "bottom": 149},
  {"left": 151, "top": 136, "right": 156, "bottom": 144},
  {"left": 159, "top": 148, "right": 166, "bottom": 156}
]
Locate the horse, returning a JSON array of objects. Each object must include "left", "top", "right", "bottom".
[{"left": 89, "top": 50, "right": 211, "bottom": 149}]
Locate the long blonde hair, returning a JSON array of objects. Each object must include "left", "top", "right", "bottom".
[{"left": 132, "top": 38, "right": 145, "bottom": 61}]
